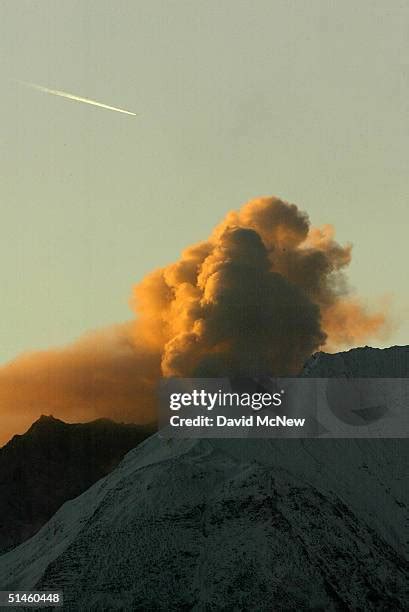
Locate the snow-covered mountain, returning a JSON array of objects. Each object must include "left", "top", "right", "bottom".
[
  {"left": 301, "top": 345, "right": 409, "bottom": 377},
  {"left": 0, "top": 346, "right": 408, "bottom": 610}
]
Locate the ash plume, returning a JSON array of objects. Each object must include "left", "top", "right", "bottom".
[
  {"left": 132, "top": 196, "right": 387, "bottom": 377},
  {"left": 0, "top": 196, "right": 388, "bottom": 444},
  {"left": 0, "top": 324, "right": 159, "bottom": 446}
]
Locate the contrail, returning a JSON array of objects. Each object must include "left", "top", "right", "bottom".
[{"left": 16, "top": 80, "right": 138, "bottom": 116}]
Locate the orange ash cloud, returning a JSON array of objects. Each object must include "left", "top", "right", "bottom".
[
  {"left": 0, "top": 324, "right": 159, "bottom": 446},
  {"left": 132, "top": 196, "right": 388, "bottom": 377},
  {"left": 0, "top": 196, "right": 390, "bottom": 445}
]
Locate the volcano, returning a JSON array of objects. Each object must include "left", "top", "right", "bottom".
[{"left": 0, "top": 346, "right": 408, "bottom": 610}]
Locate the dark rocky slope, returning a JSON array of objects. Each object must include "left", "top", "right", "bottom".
[
  {"left": 1, "top": 345, "right": 408, "bottom": 610},
  {"left": 0, "top": 416, "right": 153, "bottom": 553}
]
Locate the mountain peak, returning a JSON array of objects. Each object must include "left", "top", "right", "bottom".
[
  {"left": 0, "top": 417, "right": 153, "bottom": 554},
  {"left": 25, "top": 414, "right": 66, "bottom": 435},
  {"left": 35, "top": 414, "right": 63, "bottom": 425},
  {"left": 301, "top": 344, "right": 409, "bottom": 377}
]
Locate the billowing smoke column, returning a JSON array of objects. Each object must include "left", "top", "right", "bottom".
[
  {"left": 132, "top": 197, "right": 386, "bottom": 377},
  {"left": 0, "top": 196, "right": 388, "bottom": 445}
]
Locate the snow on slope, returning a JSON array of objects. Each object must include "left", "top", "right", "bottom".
[
  {"left": 0, "top": 346, "right": 408, "bottom": 610},
  {"left": 302, "top": 345, "right": 409, "bottom": 377}
]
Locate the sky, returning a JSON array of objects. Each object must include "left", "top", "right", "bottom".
[{"left": 0, "top": 0, "right": 408, "bottom": 364}]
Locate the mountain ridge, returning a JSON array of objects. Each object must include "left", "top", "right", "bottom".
[
  {"left": 1, "top": 344, "right": 408, "bottom": 609},
  {"left": 0, "top": 416, "right": 154, "bottom": 553},
  {"left": 302, "top": 344, "right": 409, "bottom": 377}
]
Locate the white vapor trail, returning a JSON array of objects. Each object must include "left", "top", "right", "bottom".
[{"left": 17, "top": 80, "right": 138, "bottom": 116}]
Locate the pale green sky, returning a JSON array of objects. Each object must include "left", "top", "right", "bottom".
[{"left": 0, "top": 0, "right": 408, "bottom": 364}]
